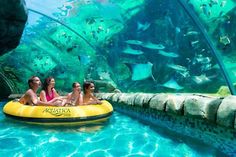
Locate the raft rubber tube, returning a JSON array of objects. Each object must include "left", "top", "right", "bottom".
[{"left": 3, "top": 100, "right": 113, "bottom": 125}]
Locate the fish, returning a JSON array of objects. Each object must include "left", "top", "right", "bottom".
[
  {"left": 219, "top": 36, "right": 230, "bottom": 45},
  {"left": 97, "top": 26, "right": 104, "bottom": 33},
  {"left": 161, "top": 78, "right": 184, "bottom": 90},
  {"left": 190, "top": 40, "right": 199, "bottom": 46},
  {"left": 97, "top": 71, "right": 111, "bottom": 80},
  {"left": 158, "top": 50, "right": 179, "bottom": 58},
  {"left": 195, "top": 56, "right": 211, "bottom": 64},
  {"left": 78, "top": 55, "right": 91, "bottom": 65},
  {"left": 86, "top": 17, "right": 96, "bottom": 24},
  {"left": 201, "top": 63, "right": 212, "bottom": 71},
  {"left": 176, "top": 70, "right": 190, "bottom": 78},
  {"left": 67, "top": 47, "right": 74, "bottom": 52},
  {"left": 191, "top": 74, "right": 212, "bottom": 85},
  {"left": 209, "top": 0, "right": 218, "bottom": 7},
  {"left": 175, "top": 27, "right": 181, "bottom": 33},
  {"left": 141, "top": 42, "right": 165, "bottom": 50},
  {"left": 137, "top": 21, "right": 151, "bottom": 32},
  {"left": 122, "top": 46, "right": 144, "bottom": 55},
  {"left": 184, "top": 31, "right": 199, "bottom": 36},
  {"left": 164, "top": 13, "right": 174, "bottom": 28},
  {"left": 125, "top": 40, "right": 143, "bottom": 45},
  {"left": 97, "top": 2, "right": 123, "bottom": 23},
  {"left": 221, "top": 0, "right": 227, "bottom": 7},
  {"left": 200, "top": 4, "right": 211, "bottom": 17},
  {"left": 126, "top": 62, "right": 154, "bottom": 81},
  {"left": 167, "top": 64, "right": 188, "bottom": 72}
]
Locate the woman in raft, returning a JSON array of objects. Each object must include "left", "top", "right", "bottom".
[
  {"left": 82, "top": 81, "right": 102, "bottom": 105},
  {"left": 39, "top": 76, "right": 65, "bottom": 104},
  {"left": 66, "top": 82, "right": 83, "bottom": 106}
]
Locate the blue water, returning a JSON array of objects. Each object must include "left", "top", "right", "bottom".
[{"left": 0, "top": 101, "right": 224, "bottom": 157}]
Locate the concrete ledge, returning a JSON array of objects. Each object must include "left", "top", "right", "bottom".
[
  {"left": 217, "top": 96, "right": 236, "bottom": 128},
  {"left": 184, "top": 95, "right": 222, "bottom": 122},
  {"left": 97, "top": 93, "right": 235, "bottom": 128},
  {"left": 149, "top": 94, "right": 168, "bottom": 111},
  {"left": 134, "top": 93, "right": 155, "bottom": 108},
  {"left": 166, "top": 94, "right": 185, "bottom": 115},
  {"left": 96, "top": 93, "right": 236, "bottom": 156}
]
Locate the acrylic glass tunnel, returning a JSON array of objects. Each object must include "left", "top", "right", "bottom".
[{"left": 0, "top": 0, "right": 236, "bottom": 98}]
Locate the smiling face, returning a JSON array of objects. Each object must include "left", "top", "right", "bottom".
[
  {"left": 28, "top": 76, "right": 41, "bottom": 89},
  {"left": 83, "top": 81, "right": 95, "bottom": 94},
  {"left": 48, "top": 78, "right": 55, "bottom": 88},
  {"left": 42, "top": 77, "right": 56, "bottom": 92},
  {"left": 85, "top": 83, "right": 95, "bottom": 94},
  {"left": 73, "top": 82, "right": 81, "bottom": 92},
  {"left": 88, "top": 83, "right": 95, "bottom": 92}
]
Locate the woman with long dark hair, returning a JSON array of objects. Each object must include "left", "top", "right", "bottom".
[
  {"left": 83, "top": 81, "right": 102, "bottom": 105},
  {"left": 66, "top": 82, "right": 83, "bottom": 106},
  {"left": 39, "top": 77, "right": 62, "bottom": 103}
]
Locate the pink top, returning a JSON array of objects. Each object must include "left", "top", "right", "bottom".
[{"left": 46, "top": 89, "right": 55, "bottom": 101}]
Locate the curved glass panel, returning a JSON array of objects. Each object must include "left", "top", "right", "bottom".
[
  {"left": 0, "top": 0, "right": 231, "bottom": 95},
  {"left": 186, "top": 0, "right": 236, "bottom": 94}
]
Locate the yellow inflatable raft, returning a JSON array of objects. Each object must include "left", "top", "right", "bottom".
[{"left": 3, "top": 100, "right": 113, "bottom": 126}]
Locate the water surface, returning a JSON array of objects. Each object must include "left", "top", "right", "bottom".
[{"left": 0, "top": 102, "right": 225, "bottom": 157}]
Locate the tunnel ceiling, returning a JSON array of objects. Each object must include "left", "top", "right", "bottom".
[{"left": 0, "top": 0, "right": 236, "bottom": 98}]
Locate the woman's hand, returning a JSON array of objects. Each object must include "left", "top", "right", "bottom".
[
  {"left": 96, "top": 101, "right": 102, "bottom": 104},
  {"left": 53, "top": 99, "right": 65, "bottom": 106},
  {"left": 90, "top": 100, "right": 102, "bottom": 105}
]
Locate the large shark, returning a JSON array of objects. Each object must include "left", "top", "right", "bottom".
[
  {"left": 125, "top": 40, "right": 143, "bottom": 46},
  {"left": 158, "top": 50, "right": 179, "bottom": 58},
  {"left": 167, "top": 63, "right": 188, "bottom": 72},
  {"left": 122, "top": 46, "right": 144, "bottom": 55},
  {"left": 141, "top": 41, "right": 165, "bottom": 50}
]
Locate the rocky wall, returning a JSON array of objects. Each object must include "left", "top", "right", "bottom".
[
  {"left": 96, "top": 93, "right": 236, "bottom": 156},
  {"left": 0, "top": 0, "right": 28, "bottom": 56}
]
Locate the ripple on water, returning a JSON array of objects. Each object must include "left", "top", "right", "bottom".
[
  {"left": 109, "top": 134, "right": 130, "bottom": 156},
  {"left": 86, "top": 149, "right": 111, "bottom": 157},
  {"left": 0, "top": 128, "right": 14, "bottom": 138},
  {"left": 125, "top": 152, "right": 150, "bottom": 157},
  {"left": 36, "top": 140, "right": 77, "bottom": 157},
  {"left": 140, "top": 142, "right": 158, "bottom": 155},
  {"left": 131, "top": 133, "right": 148, "bottom": 148},
  {"left": 0, "top": 111, "right": 227, "bottom": 156},
  {"left": 0, "top": 137, "right": 22, "bottom": 150}
]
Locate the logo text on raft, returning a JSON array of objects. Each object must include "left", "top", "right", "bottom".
[{"left": 43, "top": 108, "right": 71, "bottom": 116}]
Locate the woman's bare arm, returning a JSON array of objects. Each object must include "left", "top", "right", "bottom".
[
  {"left": 39, "top": 90, "right": 47, "bottom": 102},
  {"left": 53, "top": 88, "right": 60, "bottom": 97}
]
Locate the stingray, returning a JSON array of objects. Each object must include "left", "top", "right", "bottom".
[
  {"left": 97, "top": 2, "right": 123, "bottom": 23},
  {"left": 161, "top": 78, "right": 184, "bottom": 90},
  {"left": 126, "top": 62, "right": 155, "bottom": 81},
  {"left": 137, "top": 21, "right": 151, "bottom": 32},
  {"left": 122, "top": 46, "right": 143, "bottom": 55},
  {"left": 78, "top": 55, "right": 91, "bottom": 65},
  {"left": 191, "top": 74, "right": 212, "bottom": 85}
]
